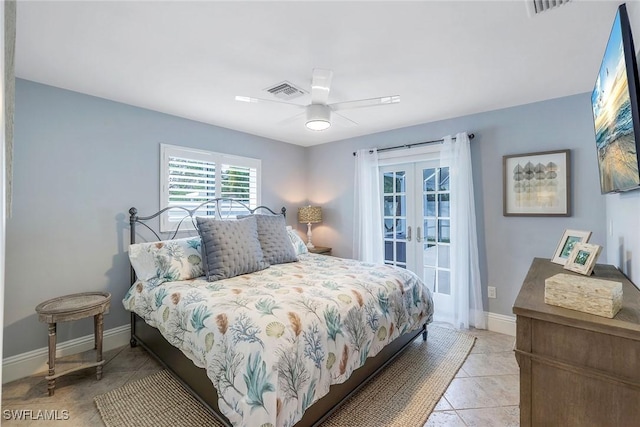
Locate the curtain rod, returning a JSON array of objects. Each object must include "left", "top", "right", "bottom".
[{"left": 352, "top": 133, "right": 475, "bottom": 156}]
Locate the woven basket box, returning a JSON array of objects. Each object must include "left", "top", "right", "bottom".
[{"left": 544, "top": 273, "right": 623, "bottom": 318}]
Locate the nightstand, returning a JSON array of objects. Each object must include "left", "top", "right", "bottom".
[
  {"left": 308, "top": 246, "right": 332, "bottom": 255},
  {"left": 35, "top": 292, "right": 111, "bottom": 396}
]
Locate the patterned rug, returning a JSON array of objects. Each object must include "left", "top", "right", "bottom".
[{"left": 95, "top": 325, "right": 475, "bottom": 427}]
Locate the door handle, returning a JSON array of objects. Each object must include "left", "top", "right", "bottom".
[
  {"left": 407, "top": 226, "right": 412, "bottom": 242},
  {"left": 417, "top": 226, "right": 422, "bottom": 242}
]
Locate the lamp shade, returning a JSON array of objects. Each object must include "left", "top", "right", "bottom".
[{"left": 298, "top": 206, "right": 322, "bottom": 224}]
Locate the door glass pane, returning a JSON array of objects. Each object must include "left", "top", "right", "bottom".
[
  {"left": 438, "top": 193, "right": 450, "bottom": 217},
  {"left": 396, "top": 171, "right": 406, "bottom": 193},
  {"left": 438, "top": 245, "right": 450, "bottom": 269},
  {"left": 439, "top": 167, "right": 450, "bottom": 191},
  {"left": 384, "top": 196, "right": 394, "bottom": 216},
  {"left": 396, "top": 195, "right": 406, "bottom": 216},
  {"left": 383, "top": 173, "right": 394, "bottom": 194},
  {"left": 424, "top": 243, "right": 436, "bottom": 267},
  {"left": 438, "top": 270, "right": 451, "bottom": 295},
  {"left": 396, "top": 242, "right": 406, "bottom": 263},
  {"left": 424, "top": 219, "right": 436, "bottom": 243},
  {"left": 384, "top": 241, "right": 393, "bottom": 262},
  {"left": 395, "top": 219, "right": 406, "bottom": 239},
  {"left": 423, "top": 168, "right": 436, "bottom": 191},
  {"left": 438, "top": 220, "right": 450, "bottom": 243},
  {"left": 423, "top": 267, "right": 436, "bottom": 292},
  {"left": 384, "top": 219, "right": 394, "bottom": 238},
  {"left": 424, "top": 194, "right": 436, "bottom": 217}
]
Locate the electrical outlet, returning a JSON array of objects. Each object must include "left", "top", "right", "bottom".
[{"left": 488, "top": 286, "right": 497, "bottom": 299}]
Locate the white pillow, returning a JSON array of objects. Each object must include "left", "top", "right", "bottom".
[
  {"left": 129, "top": 237, "right": 204, "bottom": 282},
  {"left": 286, "top": 226, "right": 309, "bottom": 255}
]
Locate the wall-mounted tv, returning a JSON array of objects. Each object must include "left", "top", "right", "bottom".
[{"left": 591, "top": 3, "right": 640, "bottom": 194}]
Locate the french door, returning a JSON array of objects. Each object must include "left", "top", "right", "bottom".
[{"left": 381, "top": 161, "right": 452, "bottom": 320}]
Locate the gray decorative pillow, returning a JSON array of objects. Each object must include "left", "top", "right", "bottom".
[
  {"left": 196, "top": 216, "right": 269, "bottom": 282},
  {"left": 238, "top": 214, "right": 298, "bottom": 265}
]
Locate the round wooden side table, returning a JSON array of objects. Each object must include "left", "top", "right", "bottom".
[{"left": 35, "top": 292, "right": 111, "bottom": 396}]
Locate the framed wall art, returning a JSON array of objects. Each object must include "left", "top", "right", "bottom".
[
  {"left": 551, "top": 229, "right": 592, "bottom": 265},
  {"left": 503, "top": 149, "right": 571, "bottom": 216},
  {"left": 564, "top": 242, "right": 602, "bottom": 276}
]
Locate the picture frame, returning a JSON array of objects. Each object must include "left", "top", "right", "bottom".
[
  {"left": 503, "top": 149, "right": 571, "bottom": 216},
  {"left": 551, "top": 229, "right": 592, "bottom": 265},
  {"left": 564, "top": 242, "right": 602, "bottom": 276}
]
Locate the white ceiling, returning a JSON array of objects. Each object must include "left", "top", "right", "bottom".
[{"left": 16, "top": 1, "right": 622, "bottom": 147}]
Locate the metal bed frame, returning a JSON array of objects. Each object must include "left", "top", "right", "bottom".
[{"left": 127, "top": 198, "right": 428, "bottom": 427}]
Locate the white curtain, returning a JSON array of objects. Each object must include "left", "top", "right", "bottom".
[
  {"left": 353, "top": 148, "right": 384, "bottom": 263},
  {"left": 442, "top": 133, "right": 486, "bottom": 329}
]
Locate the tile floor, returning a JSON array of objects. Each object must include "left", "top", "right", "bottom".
[
  {"left": 425, "top": 328, "right": 520, "bottom": 427},
  {"left": 2, "top": 345, "right": 164, "bottom": 426},
  {"left": 2, "top": 328, "right": 519, "bottom": 426}
]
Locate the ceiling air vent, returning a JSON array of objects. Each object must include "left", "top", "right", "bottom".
[
  {"left": 526, "top": 0, "right": 571, "bottom": 16},
  {"left": 264, "top": 81, "right": 307, "bottom": 101}
]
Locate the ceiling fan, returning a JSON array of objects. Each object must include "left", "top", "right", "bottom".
[{"left": 235, "top": 69, "right": 400, "bottom": 131}]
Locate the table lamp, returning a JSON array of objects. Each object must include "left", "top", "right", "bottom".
[{"left": 298, "top": 205, "right": 322, "bottom": 249}]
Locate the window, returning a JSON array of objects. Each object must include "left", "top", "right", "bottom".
[{"left": 160, "top": 144, "right": 261, "bottom": 231}]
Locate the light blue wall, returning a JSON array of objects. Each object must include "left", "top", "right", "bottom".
[
  {"left": 4, "top": 79, "right": 307, "bottom": 358},
  {"left": 306, "top": 93, "right": 606, "bottom": 317}
]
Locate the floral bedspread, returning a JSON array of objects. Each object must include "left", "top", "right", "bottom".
[{"left": 123, "top": 253, "right": 434, "bottom": 427}]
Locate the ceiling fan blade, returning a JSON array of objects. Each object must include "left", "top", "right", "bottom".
[
  {"left": 330, "top": 95, "right": 400, "bottom": 112},
  {"left": 311, "top": 68, "right": 333, "bottom": 105},
  {"left": 277, "top": 111, "right": 306, "bottom": 126},
  {"left": 235, "top": 96, "right": 304, "bottom": 108},
  {"left": 332, "top": 112, "right": 358, "bottom": 127}
]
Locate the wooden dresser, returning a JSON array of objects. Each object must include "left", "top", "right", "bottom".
[{"left": 513, "top": 258, "right": 640, "bottom": 427}]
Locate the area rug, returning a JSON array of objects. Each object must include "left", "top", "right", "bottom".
[{"left": 95, "top": 325, "right": 475, "bottom": 427}]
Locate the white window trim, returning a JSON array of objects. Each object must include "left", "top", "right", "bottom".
[
  {"left": 377, "top": 144, "right": 443, "bottom": 166},
  {"left": 160, "top": 143, "right": 261, "bottom": 232}
]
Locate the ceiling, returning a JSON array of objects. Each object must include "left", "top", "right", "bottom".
[{"left": 15, "top": 1, "right": 622, "bottom": 147}]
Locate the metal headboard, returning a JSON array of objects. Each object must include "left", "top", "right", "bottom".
[{"left": 128, "top": 197, "right": 286, "bottom": 285}]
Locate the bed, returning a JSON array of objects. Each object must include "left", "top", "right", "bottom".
[{"left": 124, "top": 199, "right": 434, "bottom": 427}]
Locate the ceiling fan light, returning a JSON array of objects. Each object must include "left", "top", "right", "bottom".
[
  {"left": 306, "top": 104, "right": 331, "bottom": 131},
  {"left": 306, "top": 119, "right": 331, "bottom": 131}
]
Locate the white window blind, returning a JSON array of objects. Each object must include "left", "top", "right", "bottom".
[{"left": 160, "top": 144, "right": 261, "bottom": 232}]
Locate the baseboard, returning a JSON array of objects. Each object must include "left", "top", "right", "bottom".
[
  {"left": 2, "top": 324, "right": 131, "bottom": 384},
  {"left": 486, "top": 312, "right": 516, "bottom": 336}
]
